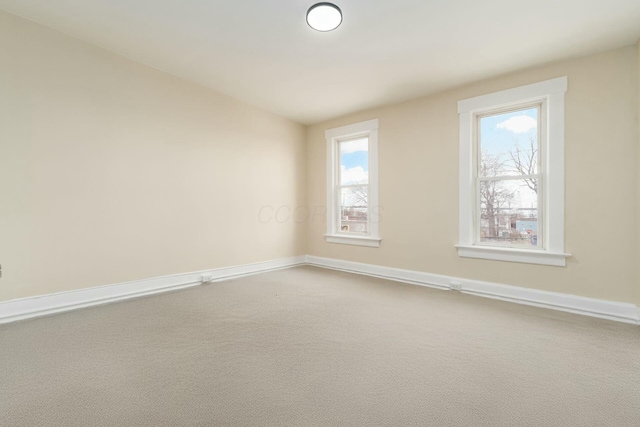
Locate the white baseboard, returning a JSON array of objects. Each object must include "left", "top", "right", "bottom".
[
  {"left": 0, "top": 256, "right": 306, "bottom": 324},
  {"left": 2, "top": 254, "right": 638, "bottom": 326},
  {"left": 305, "top": 255, "right": 640, "bottom": 325}
]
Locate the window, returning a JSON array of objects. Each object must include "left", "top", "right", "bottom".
[
  {"left": 457, "top": 77, "right": 570, "bottom": 266},
  {"left": 325, "top": 119, "right": 380, "bottom": 247}
]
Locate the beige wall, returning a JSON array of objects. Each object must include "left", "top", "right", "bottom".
[
  {"left": 2, "top": 9, "right": 638, "bottom": 307},
  {"left": 0, "top": 11, "right": 306, "bottom": 301},
  {"left": 307, "top": 46, "right": 640, "bottom": 305}
]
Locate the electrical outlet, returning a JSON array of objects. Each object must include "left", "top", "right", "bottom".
[
  {"left": 200, "top": 274, "right": 213, "bottom": 283},
  {"left": 449, "top": 281, "right": 462, "bottom": 291}
]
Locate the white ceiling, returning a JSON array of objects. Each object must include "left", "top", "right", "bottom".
[{"left": 2, "top": 0, "right": 640, "bottom": 124}]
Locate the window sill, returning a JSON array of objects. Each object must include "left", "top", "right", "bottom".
[
  {"left": 455, "top": 244, "right": 570, "bottom": 267},
  {"left": 325, "top": 234, "right": 381, "bottom": 248}
]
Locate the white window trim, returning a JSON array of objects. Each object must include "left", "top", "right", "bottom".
[
  {"left": 456, "top": 77, "right": 570, "bottom": 266},
  {"left": 325, "top": 119, "right": 381, "bottom": 248}
]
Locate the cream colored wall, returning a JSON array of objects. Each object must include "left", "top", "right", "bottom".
[
  {"left": 1, "top": 9, "right": 638, "bottom": 307},
  {"left": 307, "top": 46, "right": 639, "bottom": 305},
  {"left": 0, "top": 11, "right": 306, "bottom": 301}
]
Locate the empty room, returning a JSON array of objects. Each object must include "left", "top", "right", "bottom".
[{"left": 1, "top": 1, "right": 639, "bottom": 425}]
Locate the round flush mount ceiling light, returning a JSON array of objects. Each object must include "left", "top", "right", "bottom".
[{"left": 306, "top": 3, "right": 342, "bottom": 32}]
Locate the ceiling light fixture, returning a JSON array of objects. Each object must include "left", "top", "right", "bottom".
[{"left": 306, "top": 3, "right": 342, "bottom": 32}]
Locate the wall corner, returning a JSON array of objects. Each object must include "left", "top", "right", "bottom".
[{"left": 636, "top": 40, "right": 640, "bottom": 305}]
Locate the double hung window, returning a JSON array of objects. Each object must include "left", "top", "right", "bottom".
[
  {"left": 325, "top": 119, "right": 380, "bottom": 247},
  {"left": 457, "top": 77, "right": 569, "bottom": 266}
]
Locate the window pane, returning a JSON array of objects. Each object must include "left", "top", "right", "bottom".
[
  {"left": 340, "top": 137, "right": 368, "bottom": 185},
  {"left": 479, "top": 107, "right": 538, "bottom": 177},
  {"left": 479, "top": 179, "right": 539, "bottom": 247},
  {"left": 340, "top": 186, "right": 368, "bottom": 233}
]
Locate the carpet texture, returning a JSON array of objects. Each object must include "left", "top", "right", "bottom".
[{"left": 1, "top": 266, "right": 639, "bottom": 426}]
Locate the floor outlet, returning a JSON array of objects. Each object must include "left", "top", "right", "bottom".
[{"left": 450, "top": 281, "right": 462, "bottom": 291}]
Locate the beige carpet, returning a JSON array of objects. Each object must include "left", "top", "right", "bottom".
[{"left": 1, "top": 266, "right": 639, "bottom": 426}]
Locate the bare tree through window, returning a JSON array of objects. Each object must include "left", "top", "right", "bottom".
[
  {"left": 478, "top": 106, "right": 540, "bottom": 247},
  {"left": 509, "top": 134, "right": 538, "bottom": 194}
]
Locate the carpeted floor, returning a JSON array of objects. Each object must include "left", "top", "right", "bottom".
[{"left": 1, "top": 266, "right": 639, "bottom": 426}]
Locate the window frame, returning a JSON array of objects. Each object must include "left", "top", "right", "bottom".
[
  {"left": 325, "top": 119, "right": 380, "bottom": 248},
  {"left": 456, "top": 77, "right": 570, "bottom": 266}
]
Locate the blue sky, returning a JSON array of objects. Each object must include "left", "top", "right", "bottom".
[
  {"left": 341, "top": 150, "right": 368, "bottom": 171},
  {"left": 340, "top": 137, "right": 368, "bottom": 185},
  {"left": 480, "top": 107, "right": 537, "bottom": 162}
]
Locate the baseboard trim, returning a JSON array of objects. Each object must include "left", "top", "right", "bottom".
[
  {"left": 0, "top": 256, "right": 306, "bottom": 324},
  {"left": 305, "top": 255, "right": 640, "bottom": 325},
  {"left": 2, "top": 255, "right": 638, "bottom": 326}
]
